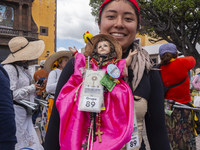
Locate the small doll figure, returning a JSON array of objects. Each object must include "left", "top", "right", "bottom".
[{"left": 56, "top": 34, "right": 137, "bottom": 150}]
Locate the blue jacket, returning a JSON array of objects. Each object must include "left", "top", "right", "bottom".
[{"left": 0, "top": 64, "right": 17, "bottom": 150}]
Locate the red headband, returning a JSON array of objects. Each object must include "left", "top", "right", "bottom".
[{"left": 99, "top": 0, "right": 140, "bottom": 23}]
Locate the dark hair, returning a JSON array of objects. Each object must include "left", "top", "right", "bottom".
[
  {"left": 160, "top": 52, "right": 178, "bottom": 65},
  {"left": 92, "top": 38, "right": 117, "bottom": 61},
  {"left": 98, "top": 0, "right": 140, "bottom": 30},
  {"left": 12, "top": 61, "right": 28, "bottom": 69}
]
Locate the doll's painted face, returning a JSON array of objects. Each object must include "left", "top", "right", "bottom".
[{"left": 97, "top": 41, "right": 111, "bottom": 55}]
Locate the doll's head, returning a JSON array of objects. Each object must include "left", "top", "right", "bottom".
[
  {"left": 85, "top": 34, "right": 122, "bottom": 61},
  {"left": 92, "top": 38, "right": 117, "bottom": 61}
]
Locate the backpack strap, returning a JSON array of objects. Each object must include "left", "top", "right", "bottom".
[
  {"left": 11, "top": 63, "right": 19, "bottom": 78},
  {"left": 167, "top": 77, "right": 187, "bottom": 89},
  {"left": 156, "top": 64, "right": 187, "bottom": 93}
]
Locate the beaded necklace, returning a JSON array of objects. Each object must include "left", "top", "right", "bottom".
[{"left": 90, "top": 57, "right": 120, "bottom": 68}]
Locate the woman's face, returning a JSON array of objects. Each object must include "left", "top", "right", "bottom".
[
  {"left": 59, "top": 57, "right": 68, "bottom": 70},
  {"left": 99, "top": 1, "right": 138, "bottom": 51},
  {"left": 97, "top": 41, "right": 111, "bottom": 55}
]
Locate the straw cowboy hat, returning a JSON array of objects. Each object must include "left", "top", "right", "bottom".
[
  {"left": 84, "top": 34, "right": 122, "bottom": 59},
  {"left": 1, "top": 36, "right": 45, "bottom": 64},
  {"left": 44, "top": 51, "right": 72, "bottom": 73}
]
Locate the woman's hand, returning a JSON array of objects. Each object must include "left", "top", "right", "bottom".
[{"left": 34, "top": 84, "right": 41, "bottom": 91}]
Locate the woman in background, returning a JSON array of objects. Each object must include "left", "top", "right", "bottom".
[{"left": 159, "top": 43, "right": 196, "bottom": 150}]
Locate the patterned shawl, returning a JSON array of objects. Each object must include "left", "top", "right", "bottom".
[{"left": 124, "top": 43, "right": 154, "bottom": 91}]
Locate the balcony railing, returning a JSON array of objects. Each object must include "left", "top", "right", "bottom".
[
  {"left": 0, "top": 28, "right": 19, "bottom": 36},
  {"left": 0, "top": 27, "right": 39, "bottom": 39}
]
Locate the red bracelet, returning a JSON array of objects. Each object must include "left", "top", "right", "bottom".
[{"left": 72, "top": 50, "right": 78, "bottom": 56}]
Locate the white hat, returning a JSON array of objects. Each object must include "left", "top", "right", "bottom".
[
  {"left": 1, "top": 36, "right": 45, "bottom": 64},
  {"left": 40, "top": 60, "right": 46, "bottom": 67}
]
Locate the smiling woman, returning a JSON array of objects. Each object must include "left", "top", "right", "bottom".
[
  {"left": 45, "top": 1, "right": 170, "bottom": 150},
  {"left": 98, "top": 0, "right": 139, "bottom": 52}
]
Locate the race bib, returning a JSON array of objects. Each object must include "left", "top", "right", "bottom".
[
  {"left": 78, "top": 69, "right": 105, "bottom": 112},
  {"left": 126, "top": 107, "right": 140, "bottom": 150}
]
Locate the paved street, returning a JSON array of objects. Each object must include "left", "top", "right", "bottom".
[
  {"left": 142, "top": 124, "right": 200, "bottom": 150},
  {"left": 35, "top": 117, "right": 200, "bottom": 149}
]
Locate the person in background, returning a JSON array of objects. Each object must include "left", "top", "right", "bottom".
[
  {"left": 159, "top": 43, "right": 196, "bottom": 149},
  {"left": 0, "top": 64, "right": 17, "bottom": 150},
  {"left": 192, "top": 68, "right": 200, "bottom": 91},
  {"left": 2, "top": 36, "right": 45, "bottom": 150},
  {"left": 32, "top": 60, "right": 49, "bottom": 128},
  {"left": 45, "top": 0, "right": 170, "bottom": 150},
  {"left": 191, "top": 68, "right": 200, "bottom": 101},
  {"left": 44, "top": 51, "right": 71, "bottom": 130}
]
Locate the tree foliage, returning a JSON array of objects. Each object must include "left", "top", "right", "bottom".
[
  {"left": 89, "top": 0, "right": 104, "bottom": 22},
  {"left": 89, "top": 0, "right": 200, "bottom": 68}
]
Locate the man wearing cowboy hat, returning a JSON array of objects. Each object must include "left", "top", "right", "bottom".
[{"left": 2, "top": 36, "right": 45, "bottom": 150}]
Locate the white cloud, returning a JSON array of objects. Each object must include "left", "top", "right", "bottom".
[
  {"left": 57, "top": 0, "right": 99, "bottom": 43},
  {"left": 57, "top": 46, "right": 82, "bottom": 53},
  {"left": 57, "top": 47, "right": 68, "bottom": 51}
]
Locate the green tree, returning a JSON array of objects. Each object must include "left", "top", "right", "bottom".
[
  {"left": 89, "top": 0, "right": 103, "bottom": 23},
  {"left": 89, "top": 0, "right": 200, "bottom": 68}
]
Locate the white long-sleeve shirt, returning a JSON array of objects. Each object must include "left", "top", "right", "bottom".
[
  {"left": 46, "top": 68, "right": 62, "bottom": 94},
  {"left": 3, "top": 64, "right": 36, "bottom": 101}
]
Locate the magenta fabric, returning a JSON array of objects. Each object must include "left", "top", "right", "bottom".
[{"left": 56, "top": 53, "right": 134, "bottom": 150}]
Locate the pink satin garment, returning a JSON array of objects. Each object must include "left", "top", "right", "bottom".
[{"left": 56, "top": 53, "right": 134, "bottom": 150}]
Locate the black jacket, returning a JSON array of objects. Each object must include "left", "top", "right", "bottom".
[
  {"left": 0, "top": 64, "right": 17, "bottom": 150},
  {"left": 44, "top": 58, "right": 170, "bottom": 150}
]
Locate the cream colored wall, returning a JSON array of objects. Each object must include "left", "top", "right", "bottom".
[
  {"left": 144, "top": 35, "right": 167, "bottom": 46},
  {"left": 136, "top": 33, "right": 167, "bottom": 47},
  {"left": 32, "top": 0, "right": 56, "bottom": 63},
  {"left": 135, "top": 33, "right": 167, "bottom": 64}
]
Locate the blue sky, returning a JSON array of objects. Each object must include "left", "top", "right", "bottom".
[
  {"left": 56, "top": 0, "right": 99, "bottom": 52},
  {"left": 57, "top": 39, "right": 85, "bottom": 52}
]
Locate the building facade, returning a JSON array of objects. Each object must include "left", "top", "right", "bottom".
[
  {"left": 32, "top": 0, "right": 56, "bottom": 62},
  {"left": 136, "top": 34, "right": 167, "bottom": 65},
  {"left": 0, "top": 0, "right": 56, "bottom": 75}
]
